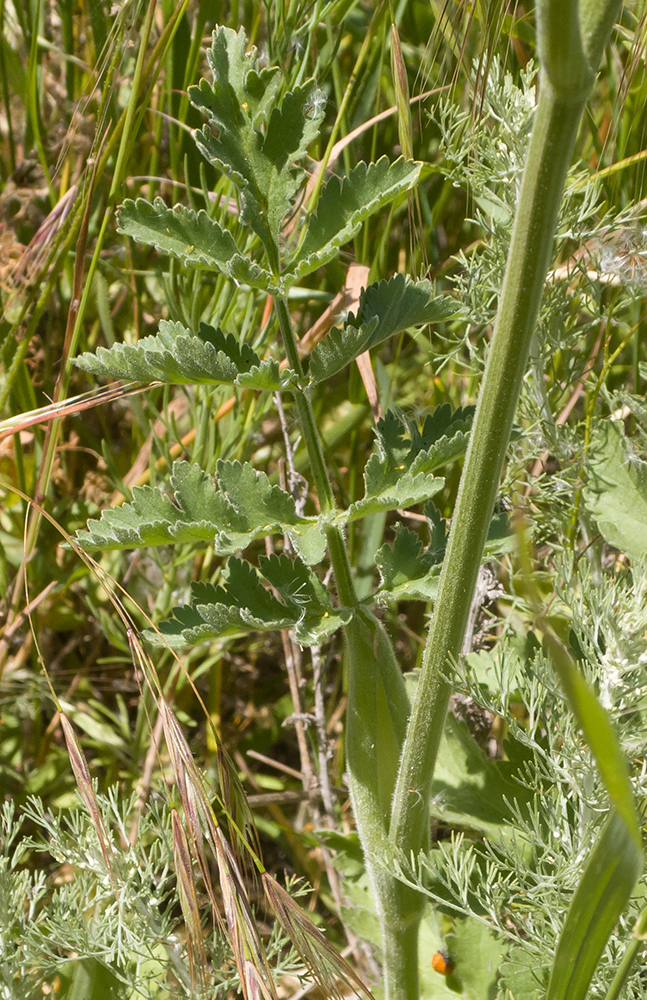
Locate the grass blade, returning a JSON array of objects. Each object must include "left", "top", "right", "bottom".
[
  {"left": 547, "top": 810, "right": 643, "bottom": 1000},
  {"left": 539, "top": 624, "right": 641, "bottom": 848}
]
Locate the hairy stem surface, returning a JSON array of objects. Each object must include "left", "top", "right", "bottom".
[
  {"left": 384, "top": 1, "right": 621, "bottom": 996},
  {"left": 274, "top": 294, "right": 416, "bottom": 989},
  {"left": 390, "top": 85, "right": 587, "bottom": 857}
]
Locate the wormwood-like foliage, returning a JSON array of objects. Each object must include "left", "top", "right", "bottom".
[{"left": 0, "top": 793, "right": 308, "bottom": 999}]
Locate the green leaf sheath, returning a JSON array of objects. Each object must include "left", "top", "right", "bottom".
[
  {"left": 546, "top": 811, "right": 643, "bottom": 1000},
  {"left": 389, "top": 0, "right": 624, "bottom": 876},
  {"left": 343, "top": 610, "right": 423, "bottom": 1000}
]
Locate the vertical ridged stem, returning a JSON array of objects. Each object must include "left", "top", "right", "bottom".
[
  {"left": 390, "top": 81, "right": 587, "bottom": 863},
  {"left": 275, "top": 294, "right": 415, "bottom": 993},
  {"left": 274, "top": 296, "right": 357, "bottom": 608}
]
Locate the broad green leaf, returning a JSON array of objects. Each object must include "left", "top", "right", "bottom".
[
  {"left": 68, "top": 959, "right": 123, "bottom": 1000},
  {"left": 378, "top": 509, "right": 509, "bottom": 607},
  {"left": 216, "top": 459, "right": 295, "bottom": 527},
  {"left": 308, "top": 275, "right": 458, "bottom": 385},
  {"left": 429, "top": 714, "right": 533, "bottom": 838},
  {"left": 330, "top": 855, "right": 497, "bottom": 1000},
  {"left": 346, "top": 470, "right": 445, "bottom": 521},
  {"left": 190, "top": 28, "right": 325, "bottom": 252},
  {"left": 75, "top": 461, "right": 326, "bottom": 565},
  {"left": 200, "top": 28, "right": 281, "bottom": 129},
  {"left": 341, "top": 407, "right": 473, "bottom": 523},
  {"left": 74, "top": 320, "right": 282, "bottom": 391},
  {"left": 287, "top": 157, "right": 422, "bottom": 283},
  {"left": 444, "top": 919, "right": 505, "bottom": 1000},
  {"left": 499, "top": 947, "right": 548, "bottom": 1000},
  {"left": 116, "top": 198, "right": 276, "bottom": 291},
  {"left": 583, "top": 419, "right": 647, "bottom": 562},
  {"left": 149, "top": 554, "right": 351, "bottom": 648},
  {"left": 263, "top": 85, "right": 325, "bottom": 174},
  {"left": 546, "top": 810, "right": 642, "bottom": 1000},
  {"left": 376, "top": 506, "right": 509, "bottom": 602}
]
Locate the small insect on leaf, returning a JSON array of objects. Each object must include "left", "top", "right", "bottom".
[{"left": 431, "top": 950, "right": 454, "bottom": 976}]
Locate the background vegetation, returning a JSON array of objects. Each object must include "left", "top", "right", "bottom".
[{"left": 1, "top": 1, "right": 647, "bottom": 997}]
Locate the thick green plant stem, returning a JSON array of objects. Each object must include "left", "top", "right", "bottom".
[
  {"left": 382, "top": 2, "right": 621, "bottom": 996},
  {"left": 390, "top": 85, "right": 588, "bottom": 856},
  {"left": 274, "top": 294, "right": 415, "bottom": 993}
]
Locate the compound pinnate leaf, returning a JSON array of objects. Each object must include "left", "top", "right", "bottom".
[
  {"left": 116, "top": 198, "right": 276, "bottom": 291},
  {"left": 149, "top": 554, "right": 351, "bottom": 648},
  {"left": 190, "top": 28, "right": 325, "bottom": 253},
  {"left": 75, "top": 461, "right": 325, "bottom": 564},
  {"left": 309, "top": 275, "right": 457, "bottom": 384},
  {"left": 343, "top": 407, "right": 473, "bottom": 522},
  {"left": 74, "top": 320, "right": 281, "bottom": 391},
  {"left": 375, "top": 522, "right": 441, "bottom": 602},
  {"left": 287, "top": 157, "right": 422, "bottom": 283}
]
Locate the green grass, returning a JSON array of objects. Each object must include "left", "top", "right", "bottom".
[{"left": 1, "top": 2, "right": 647, "bottom": 998}]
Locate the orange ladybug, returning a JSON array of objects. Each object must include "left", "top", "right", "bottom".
[{"left": 431, "top": 949, "right": 454, "bottom": 976}]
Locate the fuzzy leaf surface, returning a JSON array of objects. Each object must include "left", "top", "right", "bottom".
[
  {"left": 343, "top": 406, "right": 473, "bottom": 522},
  {"left": 583, "top": 419, "right": 647, "bottom": 562},
  {"left": 309, "top": 274, "right": 457, "bottom": 385},
  {"left": 74, "top": 320, "right": 281, "bottom": 390},
  {"left": 150, "top": 554, "right": 351, "bottom": 647},
  {"left": 75, "top": 460, "right": 325, "bottom": 565},
  {"left": 287, "top": 157, "right": 422, "bottom": 283},
  {"left": 190, "top": 27, "right": 325, "bottom": 252},
  {"left": 116, "top": 198, "right": 276, "bottom": 290}
]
